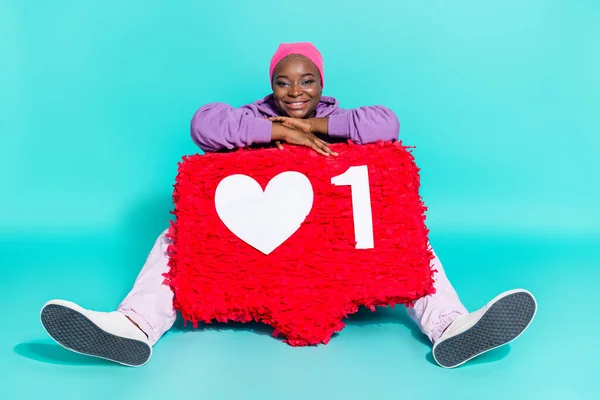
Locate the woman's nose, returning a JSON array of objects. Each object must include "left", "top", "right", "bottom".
[{"left": 289, "top": 83, "right": 303, "bottom": 97}]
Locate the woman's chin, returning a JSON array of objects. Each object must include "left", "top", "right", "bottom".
[{"left": 287, "top": 110, "right": 309, "bottom": 118}]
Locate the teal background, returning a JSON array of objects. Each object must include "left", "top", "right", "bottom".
[{"left": 1, "top": 1, "right": 599, "bottom": 399}]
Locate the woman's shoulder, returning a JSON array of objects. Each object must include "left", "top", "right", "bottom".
[
  {"left": 316, "top": 96, "right": 341, "bottom": 117},
  {"left": 249, "top": 95, "right": 279, "bottom": 117}
]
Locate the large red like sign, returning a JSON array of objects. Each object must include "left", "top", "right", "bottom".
[{"left": 164, "top": 141, "right": 436, "bottom": 346}]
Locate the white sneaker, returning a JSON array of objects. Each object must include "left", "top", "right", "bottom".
[
  {"left": 40, "top": 300, "right": 152, "bottom": 367},
  {"left": 432, "top": 289, "right": 537, "bottom": 368}
]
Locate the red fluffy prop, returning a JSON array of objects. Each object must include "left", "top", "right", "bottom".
[{"left": 164, "top": 141, "right": 436, "bottom": 346}]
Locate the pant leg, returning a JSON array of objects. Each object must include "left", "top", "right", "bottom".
[
  {"left": 117, "top": 228, "right": 176, "bottom": 346},
  {"left": 406, "top": 246, "right": 468, "bottom": 343}
]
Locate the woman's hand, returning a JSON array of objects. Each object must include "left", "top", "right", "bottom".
[
  {"left": 271, "top": 122, "right": 338, "bottom": 157},
  {"left": 268, "top": 116, "right": 313, "bottom": 133},
  {"left": 268, "top": 116, "right": 329, "bottom": 135}
]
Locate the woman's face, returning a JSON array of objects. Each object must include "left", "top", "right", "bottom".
[{"left": 272, "top": 55, "right": 322, "bottom": 119}]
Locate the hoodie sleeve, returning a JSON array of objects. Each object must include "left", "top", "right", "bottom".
[
  {"left": 190, "top": 103, "right": 273, "bottom": 153},
  {"left": 326, "top": 106, "right": 400, "bottom": 144}
]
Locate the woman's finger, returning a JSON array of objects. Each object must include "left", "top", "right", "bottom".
[
  {"left": 311, "top": 143, "right": 330, "bottom": 156},
  {"left": 316, "top": 139, "right": 338, "bottom": 156},
  {"left": 275, "top": 141, "right": 284, "bottom": 150}
]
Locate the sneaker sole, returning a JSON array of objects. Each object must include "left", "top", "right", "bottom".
[
  {"left": 40, "top": 303, "right": 151, "bottom": 367},
  {"left": 433, "top": 290, "right": 537, "bottom": 368}
]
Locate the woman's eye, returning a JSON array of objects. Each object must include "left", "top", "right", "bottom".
[
  {"left": 302, "top": 80, "right": 314, "bottom": 85},
  {"left": 277, "top": 82, "right": 289, "bottom": 87}
]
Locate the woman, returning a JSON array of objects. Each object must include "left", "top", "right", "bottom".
[{"left": 40, "top": 42, "right": 537, "bottom": 369}]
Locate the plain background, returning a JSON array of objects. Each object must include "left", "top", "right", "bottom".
[{"left": 1, "top": 1, "right": 599, "bottom": 399}]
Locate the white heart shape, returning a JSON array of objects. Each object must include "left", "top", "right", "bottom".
[{"left": 214, "top": 171, "right": 314, "bottom": 255}]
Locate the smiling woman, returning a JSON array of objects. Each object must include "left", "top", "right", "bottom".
[
  {"left": 39, "top": 41, "right": 537, "bottom": 370},
  {"left": 189, "top": 42, "right": 400, "bottom": 157}
]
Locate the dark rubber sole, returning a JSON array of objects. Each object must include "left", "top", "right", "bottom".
[
  {"left": 433, "top": 291, "right": 536, "bottom": 368},
  {"left": 40, "top": 304, "right": 151, "bottom": 367}
]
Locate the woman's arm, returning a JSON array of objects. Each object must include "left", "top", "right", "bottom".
[
  {"left": 269, "top": 106, "right": 400, "bottom": 144},
  {"left": 325, "top": 106, "right": 400, "bottom": 144},
  {"left": 191, "top": 102, "right": 338, "bottom": 156},
  {"left": 190, "top": 103, "right": 273, "bottom": 153}
]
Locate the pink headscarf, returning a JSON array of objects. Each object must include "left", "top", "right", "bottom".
[{"left": 269, "top": 42, "right": 325, "bottom": 88}]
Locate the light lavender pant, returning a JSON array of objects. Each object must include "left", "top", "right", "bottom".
[{"left": 117, "top": 229, "right": 468, "bottom": 346}]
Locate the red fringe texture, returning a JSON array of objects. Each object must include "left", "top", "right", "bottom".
[{"left": 164, "top": 140, "right": 436, "bottom": 346}]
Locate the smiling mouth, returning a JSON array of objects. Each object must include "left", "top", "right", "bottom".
[{"left": 284, "top": 100, "right": 309, "bottom": 110}]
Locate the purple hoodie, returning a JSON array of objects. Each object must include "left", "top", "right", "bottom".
[{"left": 190, "top": 95, "right": 400, "bottom": 153}]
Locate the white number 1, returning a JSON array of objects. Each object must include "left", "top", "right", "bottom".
[{"left": 331, "top": 166, "right": 374, "bottom": 249}]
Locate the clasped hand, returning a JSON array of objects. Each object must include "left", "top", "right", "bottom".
[{"left": 268, "top": 116, "right": 338, "bottom": 157}]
